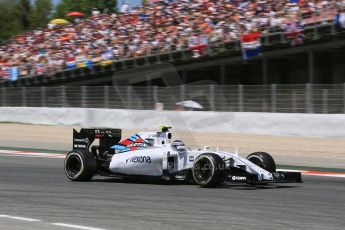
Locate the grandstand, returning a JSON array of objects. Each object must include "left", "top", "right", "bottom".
[
  {"left": 0, "top": 0, "right": 345, "bottom": 87},
  {"left": 1, "top": 1, "right": 345, "bottom": 113}
]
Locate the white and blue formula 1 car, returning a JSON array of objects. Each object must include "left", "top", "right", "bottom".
[{"left": 64, "top": 127, "right": 302, "bottom": 187}]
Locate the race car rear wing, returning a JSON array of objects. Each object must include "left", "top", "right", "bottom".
[{"left": 73, "top": 128, "right": 121, "bottom": 151}]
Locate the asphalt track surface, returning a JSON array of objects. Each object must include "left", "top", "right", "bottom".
[{"left": 1, "top": 154, "right": 345, "bottom": 230}]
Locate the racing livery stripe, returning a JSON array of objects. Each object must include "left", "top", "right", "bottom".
[
  {"left": 136, "top": 138, "right": 144, "bottom": 142},
  {"left": 120, "top": 139, "right": 132, "bottom": 146},
  {"left": 128, "top": 136, "right": 136, "bottom": 141},
  {"left": 111, "top": 133, "right": 151, "bottom": 152},
  {"left": 112, "top": 145, "right": 127, "bottom": 150}
]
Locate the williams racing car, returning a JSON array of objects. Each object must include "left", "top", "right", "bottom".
[{"left": 64, "top": 127, "right": 302, "bottom": 187}]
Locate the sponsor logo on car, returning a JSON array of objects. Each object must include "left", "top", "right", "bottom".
[
  {"left": 73, "top": 138, "right": 89, "bottom": 143},
  {"left": 175, "top": 175, "right": 186, "bottom": 180},
  {"left": 189, "top": 156, "right": 195, "bottom": 162},
  {"left": 73, "top": 144, "right": 87, "bottom": 149},
  {"left": 127, "top": 142, "right": 150, "bottom": 148},
  {"left": 231, "top": 176, "right": 247, "bottom": 181},
  {"left": 126, "top": 156, "right": 152, "bottom": 164}
]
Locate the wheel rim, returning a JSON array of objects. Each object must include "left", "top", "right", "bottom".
[
  {"left": 65, "top": 153, "right": 83, "bottom": 179},
  {"left": 193, "top": 156, "right": 214, "bottom": 184}
]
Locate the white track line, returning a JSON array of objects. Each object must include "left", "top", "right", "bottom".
[
  {"left": 278, "top": 168, "right": 345, "bottom": 178},
  {"left": 0, "top": 215, "right": 41, "bottom": 222},
  {"left": 0, "top": 214, "right": 106, "bottom": 230},
  {"left": 277, "top": 169, "right": 307, "bottom": 173},
  {"left": 0, "top": 154, "right": 64, "bottom": 159},
  {"left": 52, "top": 223, "right": 107, "bottom": 230},
  {"left": 0, "top": 150, "right": 21, "bottom": 154},
  {"left": 303, "top": 173, "right": 345, "bottom": 178},
  {"left": 0, "top": 150, "right": 65, "bottom": 159}
]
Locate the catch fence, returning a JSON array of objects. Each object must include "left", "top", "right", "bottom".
[{"left": 1, "top": 84, "right": 345, "bottom": 113}]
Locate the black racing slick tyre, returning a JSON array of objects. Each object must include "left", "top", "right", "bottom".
[
  {"left": 192, "top": 153, "right": 226, "bottom": 188},
  {"left": 246, "top": 152, "right": 276, "bottom": 173},
  {"left": 64, "top": 150, "right": 97, "bottom": 181}
]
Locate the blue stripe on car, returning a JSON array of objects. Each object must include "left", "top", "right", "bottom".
[{"left": 111, "top": 145, "right": 127, "bottom": 150}]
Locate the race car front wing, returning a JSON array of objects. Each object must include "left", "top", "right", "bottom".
[{"left": 226, "top": 171, "right": 303, "bottom": 184}]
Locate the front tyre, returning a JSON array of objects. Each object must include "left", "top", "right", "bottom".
[
  {"left": 64, "top": 150, "right": 97, "bottom": 181},
  {"left": 192, "top": 153, "right": 225, "bottom": 188},
  {"left": 246, "top": 152, "right": 276, "bottom": 173}
]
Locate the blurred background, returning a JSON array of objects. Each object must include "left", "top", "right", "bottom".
[{"left": 1, "top": 0, "right": 345, "bottom": 113}]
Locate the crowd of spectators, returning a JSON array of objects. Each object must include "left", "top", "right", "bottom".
[{"left": 1, "top": 0, "right": 344, "bottom": 80}]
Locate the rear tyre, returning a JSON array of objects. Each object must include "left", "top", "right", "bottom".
[
  {"left": 246, "top": 152, "right": 276, "bottom": 173},
  {"left": 192, "top": 153, "right": 225, "bottom": 188},
  {"left": 64, "top": 150, "right": 97, "bottom": 181}
]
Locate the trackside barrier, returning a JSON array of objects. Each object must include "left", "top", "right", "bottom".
[{"left": 1, "top": 107, "right": 345, "bottom": 138}]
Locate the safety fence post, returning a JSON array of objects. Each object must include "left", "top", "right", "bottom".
[
  {"left": 1, "top": 87, "right": 6, "bottom": 107},
  {"left": 146, "top": 85, "right": 151, "bottom": 110},
  {"left": 180, "top": 84, "right": 185, "bottom": 102},
  {"left": 271, "top": 84, "right": 276, "bottom": 113},
  {"left": 81, "top": 86, "right": 86, "bottom": 108},
  {"left": 322, "top": 89, "right": 328, "bottom": 114},
  {"left": 61, "top": 86, "right": 67, "bottom": 107},
  {"left": 292, "top": 90, "right": 297, "bottom": 113},
  {"left": 238, "top": 84, "right": 243, "bottom": 112},
  {"left": 209, "top": 85, "right": 215, "bottom": 111},
  {"left": 104, "top": 86, "right": 109, "bottom": 108},
  {"left": 41, "top": 86, "right": 46, "bottom": 107},
  {"left": 22, "top": 87, "right": 27, "bottom": 107},
  {"left": 343, "top": 83, "right": 345, "bottom": 114},
  {"left": 153, "top": 86, "right": 158, "bottom": 106},
  {"left": 306, "top": 84, "right": 313, "bottom": 113},
  {"left": 127, "top": 86, "right": 132, "bottom": 109}
]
